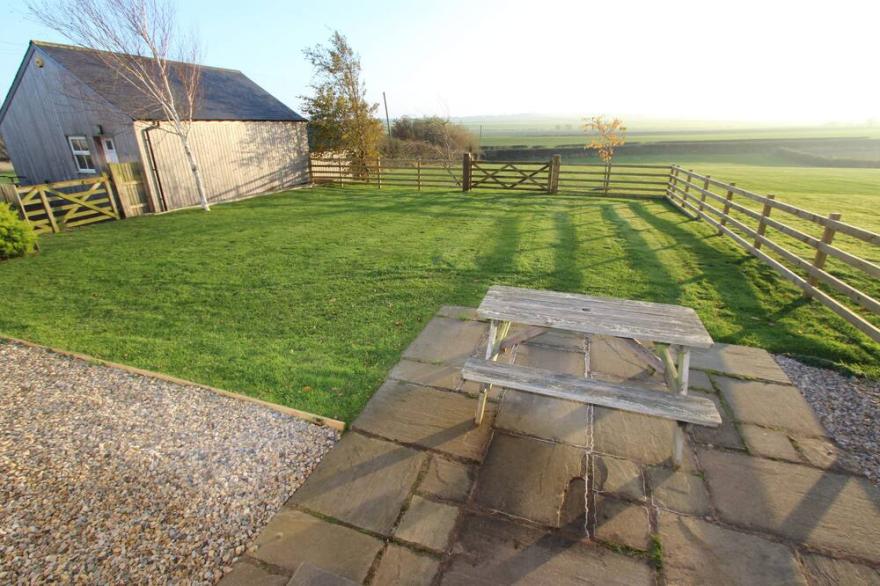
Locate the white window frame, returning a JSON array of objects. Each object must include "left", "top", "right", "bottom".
[{"left": 67, "top": 135, "right": 96, "bottom": 174}]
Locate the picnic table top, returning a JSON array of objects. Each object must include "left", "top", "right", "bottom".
[{"left": 477, "top": 286, "right": 714, "bottom": 349}]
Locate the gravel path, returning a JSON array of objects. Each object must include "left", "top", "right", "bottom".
[
  {"left": 777, "top": 355, "right": 880, "bottom": 485},
  {"left": 0, "top": 342, "right": 339, "bottom": 584}
]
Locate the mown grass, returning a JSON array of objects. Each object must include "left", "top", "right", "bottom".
[{"left": 1, "top": 185, "right": 878, "bottom": 422}]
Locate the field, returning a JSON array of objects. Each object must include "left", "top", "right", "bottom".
[{"left": 1, "top": 185, "right": 878, "bottom": 424}]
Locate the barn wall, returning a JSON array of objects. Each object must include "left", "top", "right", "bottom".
[
  {"left": 0, "top": 46, "right": 139, "bottom": 185},
  {"left": 134, "top": 119, "right": 309, "bottom": 210}
]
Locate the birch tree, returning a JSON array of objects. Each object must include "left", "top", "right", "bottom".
[{"left": 29, "top": 0, "right": 211, "bottom": 210}]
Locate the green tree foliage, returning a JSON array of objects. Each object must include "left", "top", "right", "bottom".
[
  {"left": 386, "top": 116, "right": 478, "bottom": 160},
  {"left": 0, "top": 203, "right": 37, "bottom": 259},
  {"left": 301, "top": 31, "right": 383, "bottom": 170}
]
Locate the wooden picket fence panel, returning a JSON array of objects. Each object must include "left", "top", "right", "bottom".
[
  {"left": 108, "top": 162, "right": 151, "bottom": 217},
  {"left": 14, "top": 175, "right": 120, "bottom": 234},
  {"left": 666, "top": 165, "right": 880, "bottom": 343}
]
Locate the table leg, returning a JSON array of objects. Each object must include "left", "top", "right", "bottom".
[
  {"left": 672, "top": 346, "right": 691, "bottom": 468},
  {"left": 475, "top": 319, "right": 509, "bottom": 425}
]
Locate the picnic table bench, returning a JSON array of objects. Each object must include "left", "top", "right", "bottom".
[{"left": 462, "top": 286, "right": 721, "bottom": 467}]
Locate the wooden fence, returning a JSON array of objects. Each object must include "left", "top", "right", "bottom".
[
  {"left": 13, "top": 175, "right": 120, "bottom": 234},
  {"left": 310, "top": 154, "right": 669, "bottom": 197},
  {"left": 666, "top": 166, "right": 880, "bottom": 343}
]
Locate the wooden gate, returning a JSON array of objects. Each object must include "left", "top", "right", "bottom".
[
  {"left": 15, "top": 175, "right": 120, "bottom": 234},
  {"left": 470, "top": 160, "right": 553, "bottom": 192},
  {"left": 108, "top": 162, "right": 151, "bottom": 217}
]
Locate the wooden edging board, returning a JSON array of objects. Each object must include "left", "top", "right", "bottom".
[{"left": 0, "top": 333, "right": 346, "bottom": 432}]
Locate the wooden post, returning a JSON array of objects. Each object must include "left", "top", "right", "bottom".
[
  {"left": 12, "top": 187, "right": 31, "bottom": 226},
  {"left": 462, "top": 152, "right": 472, "bottom": 192},
  {"left": 417, "top": 158, "right": 422, "bottom": 192},
  {"left": 719, "top": 182, "right": 735, "bottom": 234},
  {"left": 699, "top": 176, "right": 710, "bottom": 212},
  {"left": 682, "top": 169, "right": 693, "bottom": 204},
  {"left": 672, "top": 345, "right": 690, "bottom": 468},
  {"left": 376, "top": 156, "right": 382, "bottom": 189},
  {"left": 666, "top": 166, "right": 679, "bottom": 201},
  {"left": 308, "top": 157, "right": 314, "bottom": 184},
  {"left": 754, "top": 194, "right": 775, "bottom": 249},
  {"left": 548, "top": 155, "right": 561, "bottom": 194},
  {"left": 806, "top": 212, "right": 842, "bottom": 295},
  {"left": 38, "top": 188, "right": 59, "bottom": 233}
]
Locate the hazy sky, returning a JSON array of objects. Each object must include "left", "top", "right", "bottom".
[{"left": 1, "top": 0, "right": 878, "bottom": 124}]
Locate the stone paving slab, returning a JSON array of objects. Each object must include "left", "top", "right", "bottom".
[
  {"left": 220, "top": 561, "right": 289, "bottom": 586},
  {"left": 507, "top": 324, "right": 587, "bottom": 351},
  {"left": 688, "top": 390, "right": 745, "bottom": 450},
  {"left": 740, "top": 424, "right": 801, "bottom": 462},
  {"left": 658, "top": 511, "right": 807, "bottom": 585},
  {"left": 700, "top": 448, "right": 880, "bottom": 562},
  {"left": 593, "top": 455, "right": 645, "bottom": 502},
  {"left": 800, "top": 553, "right": 880, "bottom": 585},
  {"left": 793, "top": 437, "right": 865, "bottom": 476},
  {"left": 590, "top": 336, "right": 664, "bottom": 384},
  {"left": 593, "top": 496, "right": 651, "bottom": 550},
  {"left": 247, "top": 510, "right": 383, "bottom": 582},
  {"left": 444, "top": 514, "right": 654, "bottom": 585},
  {"left": 593, "top": 407, "right": 697, "bottom": 471},
  {"left": 716, "top": 376, "right": 827, "bottom": 437},
  {"left": 402, "top": 316, "right": 486, "bottom": 365},
  {"left": 495, "top": 390, "right": 590, "bottom": 447},
  {"left": 394, "top": 495, "right": 460, "bottom": 552},
  {"left": 646, "top": 467, "right": 710, "bottom": 516},
  {"left": 474, "top": 433, "right": 585, "bottom": 527},
  {"left": 353, "top": 380, "right": 495, "bottom": 462},
  {"left": 288, "top": 563, "right": 359, "bottom": 585},
  {"left": 288, "top": 433, "right": 425, "bottom": 535},
  {"left": 417, "top": 456, "right": 474, "bottom": 503},
  {"left": 691, "top": 343, "right": 791, "bottom": 383},
  {"left": 373, "top": 545, "right": 441, "bottom": 586}
]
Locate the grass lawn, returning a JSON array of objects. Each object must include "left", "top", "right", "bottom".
[{"left": 1, "top": 185, "right": 878, "bottom": 422}]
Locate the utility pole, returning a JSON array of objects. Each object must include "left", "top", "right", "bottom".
[{"left": 382, "top": 91, "right": 391, "bottom": 136}]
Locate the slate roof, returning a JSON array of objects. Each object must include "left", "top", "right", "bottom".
[{"left": 27, "top": 41, "right": 306, "bottom": 122}]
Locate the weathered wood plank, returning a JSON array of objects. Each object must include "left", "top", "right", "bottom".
[
  {"left": 462, "top": 358, "right": 721, "bottom": 427},
  {"left": 478, "top": 285, "right": 713, "bottom": 348}
]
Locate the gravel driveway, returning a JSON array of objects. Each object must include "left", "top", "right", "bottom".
[{"left": 0, "top": 342, "right": 339, "bottom": 584}]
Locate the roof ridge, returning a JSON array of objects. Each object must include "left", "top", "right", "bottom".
[{"left": 31, "top": 40, "right": 243, "bottom": 74}]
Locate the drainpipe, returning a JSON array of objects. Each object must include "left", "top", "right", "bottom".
[{"left": 142, "top": 122, "right": 168, "bottom": 212}]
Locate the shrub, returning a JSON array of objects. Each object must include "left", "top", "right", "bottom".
[{"left": 0, "top": 202, "right": 37, "bottom": 259}]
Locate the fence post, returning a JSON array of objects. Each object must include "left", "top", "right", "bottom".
[
  {"left": 805, "top": 212, "right": 842, "bottom": 296},
  {"left": 376, "top": 156, "right": 382, "bottom": 189},
  {"left": 548, "top": 155, "right": 561, "bottom": 194},
  {"left": 718, "top": 183, "right": 735, "bottom": 234},
  {"left": 38, "top": 187, "right": 59, "bottom": 233},
  {"left": 417, "top": 158, "right": 422, "bottom": 192},
  {"left": 462, "top": 152, "right": 472, "bottom": 192},
  {"left": 308, "top": 157, "right": 314, "bottom": 185},
  {"left": 699, "top": 176, "right": 710, "bottom": 212},
  {"left": 666, "top": 166, "right": 678, "bottom": 201},
  {"left": 754, "top": 194, "right": 775, "bottom": 249}
]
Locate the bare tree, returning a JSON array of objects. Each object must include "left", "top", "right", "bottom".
[{"left": 29, "top": 0, "right": 211, "bottom": 210}]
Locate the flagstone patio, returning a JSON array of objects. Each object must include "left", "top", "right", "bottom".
[{"left": 222, "top": 305, "right": 880, "bottom": 585}]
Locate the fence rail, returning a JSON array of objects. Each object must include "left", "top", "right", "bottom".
[
  {"left": 14, "top": 175, "right": 120, "bottom": 234},
  {"left": 666, "top": 166, "right": 880, "bottom": 343},
  {"left": 309, "top": 155, "right": 671, "bottom": 198}
]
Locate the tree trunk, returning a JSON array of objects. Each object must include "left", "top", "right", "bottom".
[{"left": 178, "top": 135, "right": 210, "bottom": 211}]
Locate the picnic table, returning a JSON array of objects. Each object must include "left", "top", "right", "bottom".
[{"left": 462, "top": 286, "right": 721, "bottom": 467}]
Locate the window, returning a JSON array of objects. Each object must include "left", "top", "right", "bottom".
[{"left": 67, "top": 136, "right": 96, "bottom": 173}]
